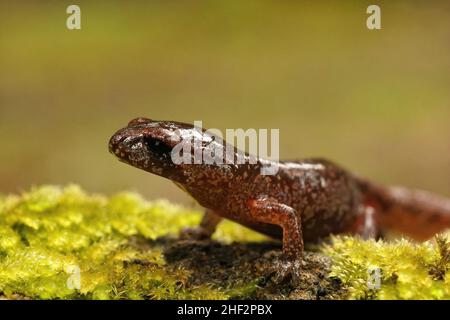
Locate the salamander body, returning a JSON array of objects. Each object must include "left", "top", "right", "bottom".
[{"left": 109, "top": 118, "right": 450, "bottom": 279}]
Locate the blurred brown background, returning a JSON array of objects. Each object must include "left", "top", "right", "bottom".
[{"left": 1, "top": 1, "right": 449, "bottom": 204}]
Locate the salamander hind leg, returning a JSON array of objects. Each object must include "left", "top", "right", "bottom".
[
  {"left": 180, "top": 209, "right": 222, "bottom": 240},
  {"left": 248, "top": 197, "right": 304, "bottom": 285}
]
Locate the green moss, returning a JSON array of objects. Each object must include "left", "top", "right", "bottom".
[
  {"left": 0, "top": 185, "right": 264, "bottom": 299},
  {"left": 324, "top": 234, "right": 450, "bottom": 299},
  {"left": 1, "top": 185, "right": 449, "bottom": 300}
]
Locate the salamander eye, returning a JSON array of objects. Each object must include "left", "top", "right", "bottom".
[{"left": 144, "top": 137, "right": 172, "bottom": 156}]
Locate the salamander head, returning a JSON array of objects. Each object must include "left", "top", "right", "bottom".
[{"left": 109, "top": 117, "right": 198, "bottom": 182}]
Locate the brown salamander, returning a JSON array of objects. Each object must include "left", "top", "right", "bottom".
[{"left": 109, "top": 118, "right": 450, "bottom": 280}]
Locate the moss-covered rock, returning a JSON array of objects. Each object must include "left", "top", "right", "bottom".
[
  {"left": 0, "top": 185, "right": 448, "bottom": 300},
  {"left": 0, "top": 185, "right": 264, "bottom": 299},
  {"left": 324, "top": 234, "right": 450, "bottom": 299}
]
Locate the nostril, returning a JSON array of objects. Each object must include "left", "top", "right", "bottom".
[{"left": 128, "top": 117, "right": 151, "bottom": 127}]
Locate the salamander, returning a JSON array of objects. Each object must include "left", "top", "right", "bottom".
[{"left": 109, "top": 117, "right": 450, "bottom": 281}]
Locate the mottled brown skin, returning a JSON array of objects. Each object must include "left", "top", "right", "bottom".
[{"left": 109, "top": 118, "right": 450, "bottom": 280}]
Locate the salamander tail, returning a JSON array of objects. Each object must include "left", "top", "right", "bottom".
[{"left": 357, "top": 178, "right": 450, "bottom": 240}]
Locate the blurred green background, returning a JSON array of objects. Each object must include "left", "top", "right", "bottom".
[{"left": 1, "top": 1, "right": 449, "bottom": 204}]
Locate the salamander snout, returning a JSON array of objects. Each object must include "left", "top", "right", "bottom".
[
  {"left": 109, "top": 118, "right": 155, "bottom": 157},
  {"left": 108, "top": 127, "right": 135, "bottom": 158},
  {"left": 109, "top": 122, "right": 186, "bottom": 180},
  {"left": 109, "top": 128, "right": 156, "bottom": 169},
  {"left": 109, "top": 123, "right": 179, "bottom": 166}
]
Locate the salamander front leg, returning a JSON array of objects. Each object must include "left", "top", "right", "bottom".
[
  {"left": 248, "top": 198, "right": 304, "bottom": 284},
  {"left": 180, "top": 209, "right": 222, "bottom": 240}
]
